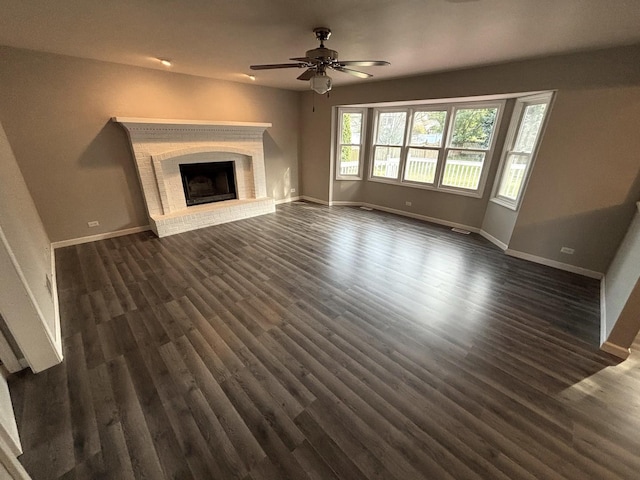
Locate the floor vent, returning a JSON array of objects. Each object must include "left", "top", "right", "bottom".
[{"left": 451, "top": 227, "right": 471, "bottom": 235}]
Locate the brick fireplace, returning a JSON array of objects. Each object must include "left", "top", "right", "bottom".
[{"left": 113, "top": 118, "right": 275, "bottom": 237}]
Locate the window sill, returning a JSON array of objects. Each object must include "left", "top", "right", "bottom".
[
  {"left": 335, "top": 176, "right": 363, "bottom": 181},
  {"left": 489, "top": 196, "right": 518, "bottom": 211},
  {"left": 368, "top": 177, "right": 484, "bottom": 198}
]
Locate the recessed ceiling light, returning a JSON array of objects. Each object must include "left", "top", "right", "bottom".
[{"left": 159, "top": 59, "right": 172, "bottom": 67}]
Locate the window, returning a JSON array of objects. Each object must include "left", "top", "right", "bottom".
[
  {"left": 369, "top": 101, "right": 503, "bottom": 197},
  {"left": 371, "top": 110, "right": 407, "bottom": 180},
  {"left": 443, "top": 106, "right": 499, "bottom": 191},
  {"left": 404, "top": 109, "right": 447, "bottom": 184},
  {"left": 336, "top": 108, "right": 366, "bottom": 179},
  {"left": 492, "top": 93, "right": 553, "bottom": 209}
]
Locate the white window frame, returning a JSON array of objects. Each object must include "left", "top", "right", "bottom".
[
  {"left": 335, "top": 107, "right": 367, "bottom": 180},
  {"left": 368, "top": 100, "right": 504, "bottom": 198},
  {"left": 438, "top": 101, "right": 504, "bottom": 197},
  {"left": 491, "top": 92, "right": 554, "bottom": 210},
  {"left": 402, "top": 106, "right": 451, "bottom": 189},
  {"left": 369, "top": 107, "right": 409, "bottom": 182}
]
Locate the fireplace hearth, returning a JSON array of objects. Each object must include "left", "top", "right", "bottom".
[{"left": 180, "top": 161, "right": 237, "bottom": 206}]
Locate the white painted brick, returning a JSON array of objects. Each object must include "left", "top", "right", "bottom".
[{"left": 116, "top": 120, "right": 273, "bottom": 237}]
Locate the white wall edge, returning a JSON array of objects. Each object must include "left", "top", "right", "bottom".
[
  {"left": 50, "top": 244, "right": 61, "bottom": 357},
  {"left": 0, "top": 226, "right": 62, "bottom": 372},
  {"left": 600, "top": 341, "right": 630, "bottom": 360},
  {"left": 0, "top": 433, "right": 30, "bottom": 480},
  {"left": 505, "top": 249, "right": 604, "bottom": 279},
  {"left": 51, "top": 225, "right": 151, "bottom": 249},
  {"left": 362, "top": 203, "right": 481, "bottom": 233},
  {"left": 479, "top": 229, "right": 508, "bottom": 251},
  {"left": 300, "top": 196, "right": 330, "bottom": 206},
  {"left": 275, "top": 196, "right": 301, "bottom": 205},
  {"left": 0, "top": 366, "right": 21, "bottom": 457},
  {"left": 600, "top": 275, "right": 607, "bottom": 346}
]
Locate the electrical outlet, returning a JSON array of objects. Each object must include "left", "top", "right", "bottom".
[
  {"left": 88, "top": 221, "right": 100, "bottom": 228},
  {"left": 290, "top": 188, "right": 296, "bottom": 193},
  {"left": 405, "top": 201, "right": 412, "bottom": 206},
  {"left": 560, "top": 247, "right": 575, "bottom": 254}
]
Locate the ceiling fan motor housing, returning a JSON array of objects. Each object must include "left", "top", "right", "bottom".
[{"left": 305, "top": 48, "right": 338, "bottom": 63}]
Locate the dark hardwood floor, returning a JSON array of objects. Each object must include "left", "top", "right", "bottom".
[{"left": 9, "top": 202, "right": 640, "bottom": 479}]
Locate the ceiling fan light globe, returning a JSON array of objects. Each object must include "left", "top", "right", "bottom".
[{"left": 310, "top": 74, "right": 332, "bottom": 94}]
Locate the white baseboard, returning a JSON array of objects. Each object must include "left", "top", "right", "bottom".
[
  {"left": 294, "top": 199, "right": 606, "bottom": 282},
  {"left": 322, "top": 200, "right": 480, "bottom": 233},
  {"left": 479, "top": 229, "right": 508, "bottom": 251},
  {"left": 300, "top": 195, "right": 330, "bottom": 206},
  {"left": 505, "top": 249, "right": 603, "bottom": 279},
  {"left": 600, "top": 341, "right": 630, "bottom": 360},
  {"left": 361, "top": 203, "right": 480, "bottom": 233},
  {"left": 51, "top": 225, "right": 151, "bottom": 249},
  {"left": 275, "top": 196, "right": 301, "bottom": 205},
  {"left": 330, "top": 201, "right": 362, "bottom": 206}
]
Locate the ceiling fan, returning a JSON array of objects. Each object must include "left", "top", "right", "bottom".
[{"left": 250, "top": 27, "right": 390, "bottom": 94}]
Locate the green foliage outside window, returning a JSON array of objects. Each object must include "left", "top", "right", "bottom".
[{"left": 450, "top": 108, "right": 497, "bottom": 150}]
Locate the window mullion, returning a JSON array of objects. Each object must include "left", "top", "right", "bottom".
[
  {"left": 399, "top": 108, "right": 412, "bottom": 182},
  {"left": 435, "top": 106, "right": 454, "bottom": 188}
]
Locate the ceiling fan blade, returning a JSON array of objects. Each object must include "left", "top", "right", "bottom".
[
  {"left": 297, "top": 69, "right": 316, "bottom": 81},
  {"left": 250, "top": 63, "right": 307, "bottom": 70},
  {"left": 289, "top": 57, "right": 315, "bottom": 62},
  {"left": 338, "top": 60, "right": 390, "bottom": 67},
  {"left": 332, "top": 67, "right": 373, "bottom": 78}
]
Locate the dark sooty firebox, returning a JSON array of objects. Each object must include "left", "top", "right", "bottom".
[{"left": 179, "top": 161, "right": 237, "bottom": 206}]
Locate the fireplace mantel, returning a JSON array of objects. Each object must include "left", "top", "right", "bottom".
[
  {"left": 113, "top": 117, "right": 275, "bottom": 237},
  {"left": 113, "top": 117, "right": 272, "bottom": 133}
]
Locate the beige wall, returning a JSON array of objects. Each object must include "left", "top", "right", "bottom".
[
  {"left": 0, "top": 46, "right": 300, "bottom": 242},
  {"left": 299, "top": 44, "right": 640, "bottom": 273}
]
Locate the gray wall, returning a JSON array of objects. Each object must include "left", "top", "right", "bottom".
[
  {"left": 0, "top": 46, "right": 300, "bottom": 242},
  {"left": 481, "top": 202, "right": 518, "bottom": 247},
  {"left": 299, "top": 44, "right": 640, "bottom": 273}
]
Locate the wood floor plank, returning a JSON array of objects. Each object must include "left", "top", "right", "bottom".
[
  {"left": 123, "top": 347, "right": 194, "bottom": 480},
  {"left": 174, "top": 334, "right": 267, "bottom": 470},
  {"left": 88, "top": 363, "right": 136, "bottom": 480},
  {"left": 139, "top": 344, "right": 223, "bottom": 479},
  {"left": 64, "top": 333, "right": 100, "bottom": 464},
  {"left": 159, "top": 341, "right": 248, "bottom": 479},
  {"left": 11, "top": 203, "right": 639, "bottom": 480},
  {"left": 108, "top": 356, "right": 165, "bottom": 480}
]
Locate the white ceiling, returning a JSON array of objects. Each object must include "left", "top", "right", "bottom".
[{"left": 1, "top": 0, "right": 640, "bottom": 91}]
